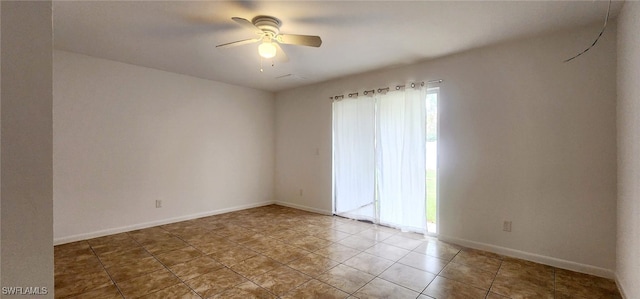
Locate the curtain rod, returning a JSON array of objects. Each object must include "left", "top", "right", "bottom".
[{"left": 330, "top": 79, "right": 443, "bottom": 100}]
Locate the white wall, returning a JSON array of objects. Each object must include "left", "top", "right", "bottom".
[
  {"left": 53, "top": 51, "right": 275, "bottom": 243},
  {"left": 1, "top": 1, "right": 54, "bottom": 297},
  {"left": 275, "top": 23, "right": 617, "bottom": 276},
  {"left": 616, "top": 1, "right": 640, "bottom": 298}
]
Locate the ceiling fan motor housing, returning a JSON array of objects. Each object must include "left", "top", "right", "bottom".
[{"left": 252, "top": 15, "right": 281, "bottom": 37}]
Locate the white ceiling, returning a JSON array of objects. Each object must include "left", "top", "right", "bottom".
[{"left": 53, "top": 1, "right": 622, "bottom": 92}]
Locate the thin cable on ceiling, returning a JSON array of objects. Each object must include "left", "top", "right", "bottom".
[{"left": 564, "top": 0, "right": 612, "bottom": 63}]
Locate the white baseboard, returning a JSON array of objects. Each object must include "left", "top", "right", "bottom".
[
  {"left": 616, "top": 273, "right": 629, "bottom": 299},
  {"left": 54, "top": 201, "right": 275, "bottom": 245},
  {"left": 274, "top": 201, "right": 333, "bottom": 216},
  {"left": 438, "top": 234, "right": 616, "bottom": 279}
]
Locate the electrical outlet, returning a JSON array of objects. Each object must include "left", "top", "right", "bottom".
[
  {"left": 503, "top": 221, "right": 512, "bottom": 232},
  {"left": 156, "top": 200, "right": 162, "bottom": 208}
]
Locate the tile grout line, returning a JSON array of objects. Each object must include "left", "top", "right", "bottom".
[
  {"left": 87, "top": 245, "right": 127, "bottom": 299},
  {"left": 126, "top": 229, "right": 204, "bottom": 299},
  {"left": 553, "top": 267, "right": 557, "bottom": 299},
  {"left": 484, "top": 258, "right": 504, "bottom": 299},
  {"left": 418, "top": 243, "right": 459, "bottom": 298}
]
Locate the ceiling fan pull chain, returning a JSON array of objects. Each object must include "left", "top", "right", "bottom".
[{"left": 260, "top": 57, "right": 264, "bottom": 73}]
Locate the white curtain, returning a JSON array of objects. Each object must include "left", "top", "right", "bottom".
[
  {"left": 333, "top": 97, "right": 376, "bottom": 221},
  {"left": 333, "top": 86, "right": 427, "bottom": 233},
  {"left": 376, "top": 88, "right": 427, "bottom": 232}
]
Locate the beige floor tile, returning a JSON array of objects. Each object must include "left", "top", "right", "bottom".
[
  {"left": 451, "top": 250, "right": 502, "bottom": 273},
  {"left": 142, "top": 236, "right": 189, "bottom": 255},
  {"left": 54, "top": 205, "right": 624, "bottom": 299},
  {"left": 208, "top": 246, "right": 258, "bottom": 267},
  {"left": 65, "top": 284, "right": 122, "bottom": 299},
  {"left": 210, "top": 281, "right": 276, "bottom": 299},
  {"left": 466, "top": 248, "right": 504, "bottom": 259},
  {"left": 354, "top": 228, "right": 395, "bottom": 242},
  {"left": 439, "top": 262, "right": 495, "bottom": 290},
  {"left": 55, "top": 241, "right": 92, "bottom": 256},
  {"left": 364, "top": 243, "right": 411, "bottom": 261},
  {"left": 334, "top": 222, "right": 369, "bottom": 234},
  {"left": 87, "top": 233, "right": 133, "bottom": 247},
  {"left": 314, "top": 243, "right": 361, "bottom": 263},
  {"left": 216, "top": 225, "right": 258, "bottom": 238},
  {"left": 281, "top": 279, "right": 349, "bottom": 299},
  {"left": 555, "top": 276, "right": 622, "bottom": 299},
  {"left": 55, "top": 255, "right": 104, "bottom": 276},
  {"left": 343, "top": 252, "right": 394, "bottom": 276},
  {"left": 313, "top": 229, "right": 352, "bottom": 242},
  {"left": 127, "top": 227, "right": 173, "bottom": 244},
  {"left": 252, "top": 265, "right": 311, "bottom": 296},
  {"left": 266, "top": 228, "right": 308, "bottom": 241},
  {"left": 230, "top": 255, "right": 282, "bottom": 279},
  {"left": 181, "top": 231, "right": 225, "bottom": 245},
  {"left": 168, "top": 255, "right": 224, "bottom": 281},
  {"left": 379, "top": 263, "right": 436, "bottom": 292},
  {"left": 117, "top": 268, "right": 181, "bottom": 298},
  {"left": 89, "top": 234, "right": 141, "bottom": 256},
  {"left": 336, "top": 235, "right": 378, "bottom": 251},
  {"left": 154, "top": 246, "right": 203, "bottom": 267},
  {"left": 422, "top": 276, "right": 488, "bottom": 299},
  {"left": 55, "top": 269, "right": 114, "bottom": 298},
  {"left": 290, "top": 235, "right": 333, "bottom": 251},
  {"left": 494, "top": 259, "right": 554, "bottom": 290},
  {"left": 243, "top": 237, "right": 285, "bottom": 254},
  {"left": 354, "top": 277, "right": 420, "bottom": 299},
  {"left": 382, "top": 235, "right": 425, "bottom": 251},
  {"left": 555, "top": 268, "right": 621, "bottom": 297},
  {"left": 55, "top": 242, "right": 96, "bottom": 266},
  {"left": 185, "top": 267, "right": 248, "bottom": 298},
  {"left": 286, "top": 253, "right": 339, "bottom": 277},
  {"left": 189, "top": 239, "right": 237, "bottom": 255},
  {"left": 398, "top": 252, "right": 448, "bottom": 274},
  {"left": 97, "top": 247, "right": 153, "bottom": 268},
  {"left": 413, "top": 240, "right": 462, "bottom": 261},
  {"left": 105, "top": 256, "right": 166, "bottom": 283},
  {"left": 225, "top": 230, "right": 264, "bottom": 244},
  {"left": 137, "top": 283, "right": 200, "bottom": 299},
  {"left": 261, "top": 243, "right": 310, "bottom": 264},
  {"left": 317, "top": 264, "right": 375, "bottom": 294},
  {"left": 486, "top": 292, "right": 510, "bottom": 299},
  {"left": 397, "top": 231, "right": 428, "bottom": 240},
  {"left": 490, "top": 277, "right": 554, "bottom": 299}
]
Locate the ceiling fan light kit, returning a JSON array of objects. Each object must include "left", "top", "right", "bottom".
[
  {"left": 258, "top": 41, "right": 277, "bottom": 59},
  {"left": 216, "top": 15, "right": 322, "bottom": 64}
]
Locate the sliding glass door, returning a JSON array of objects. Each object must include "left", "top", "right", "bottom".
[
  {"left": 333, "top": 85, "right": 438, "bottom": 234},
  {"left": 426, "top": 88, "right": 439, "bottom": 234}
]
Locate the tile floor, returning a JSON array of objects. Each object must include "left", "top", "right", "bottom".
[{"left": 54, "top": 205, "right": 622, "bottom": 299}]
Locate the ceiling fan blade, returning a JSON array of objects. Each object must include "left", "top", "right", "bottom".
[
  {"left": 216, "top": 38, "right": 260, "bottom": 48},
  {"left": 275, "top": 74, "right": 293, "bottom": 79},
  {"left": 231, "top": 17, "right": 263, "bottom": 35},
  {"left": 273, "top": 43, "right": 289, "bottom": 62},
  {"left": 276, "top": 74, "right": 306, "bottom": 80},
  {"left": 277, "top": 34, "right": 322, "bottom": 47}
]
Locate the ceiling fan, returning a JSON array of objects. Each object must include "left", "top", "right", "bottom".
[{"left": 216, "top": 15, "right": 322, "bottom": 61}]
